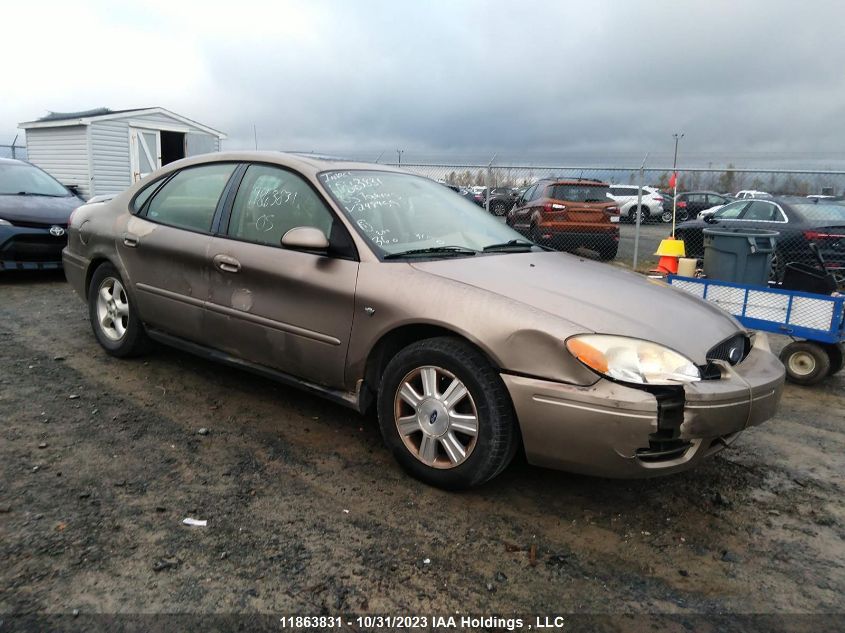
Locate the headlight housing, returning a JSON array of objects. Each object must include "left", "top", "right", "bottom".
[
  {"left": 0, "top": 218, "right": 11, "bottom": 226},
  {"left": 566, "top": 334, "right": 700, "bottom": 385}
]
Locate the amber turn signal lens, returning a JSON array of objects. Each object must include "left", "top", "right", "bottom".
[{"left": 565, "top": 338, "right": 609, "bottom": 373}]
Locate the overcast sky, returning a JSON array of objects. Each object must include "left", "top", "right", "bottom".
[{"left": 4, "top": 0, "right": 844, "bottom": 167}]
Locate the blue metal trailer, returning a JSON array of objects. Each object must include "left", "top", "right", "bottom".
[{"left": 668, "top": 275, "right": 845, "bottom": 385}]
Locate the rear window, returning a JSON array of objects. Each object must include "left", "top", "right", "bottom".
[
  {"left": 793, "top": 203, "right": 845, "bottom": 222},
  {"left": 550, "top": 184, "right": 610, "bottom": 203}
]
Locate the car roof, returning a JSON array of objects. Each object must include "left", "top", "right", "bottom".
[
  {"left": 536, "top": 178, "right": 608, "bottom": 186},
  {"left": 152, "top": 150, "right": 408, "bottom": 180},
  {"left": 0, "top": 157, "right": 27, "bottom": 166},
  {"left": 680, "top": 190, "right": 727, "bottom": 195}
]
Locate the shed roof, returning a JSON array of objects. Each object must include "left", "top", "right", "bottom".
[{"left": 19, "top": 107, "right": 226, "bottom": 138}]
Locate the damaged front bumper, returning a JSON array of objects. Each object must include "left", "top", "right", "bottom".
[{"left": 503, "top": 333, "right": 785, "bottom": 478}]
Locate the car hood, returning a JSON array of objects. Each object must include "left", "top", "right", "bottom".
[
  {"left": 411, "top": 251, "right": 742, "bottom": 363},
  {"left": 0, "top": 194, "right": 81, "bottom": 225}
]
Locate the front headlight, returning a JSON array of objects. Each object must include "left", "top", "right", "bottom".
[
  {"left": 0, "top": 218, "right": 11, "bottom": 226},
  {"left": 565, "top": 334, "right": 700, "bottom": 385}
]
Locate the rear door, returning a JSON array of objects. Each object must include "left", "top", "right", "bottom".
[
  {"left": 204, "top": 163, "right": 359, "bottom": 388},
  {"left": 118, "top": 162, "right": 238, "bottom": 343}
]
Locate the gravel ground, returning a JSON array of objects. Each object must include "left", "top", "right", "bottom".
[{"left": 1, "top": 271, "right": 844, "bottom": 626}]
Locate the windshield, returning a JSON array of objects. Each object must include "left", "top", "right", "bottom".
[
  {"left": 793, "top": 202, "right": 845, "bottom": 222},
  {"left": 319, "top": 170, "right": 531, "bottom": 256},
  {"left": 0, "top": 163, "right": 70, "bottom": 196},
  {"left": 550, "top": 184, "right": 609, "bottom": 202}
]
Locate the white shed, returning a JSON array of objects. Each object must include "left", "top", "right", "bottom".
[{"left": 19, "top": 107, "right": 227, "bottom": 198}]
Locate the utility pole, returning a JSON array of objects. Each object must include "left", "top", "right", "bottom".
[
  {"left": 671, "top": 132, "right": 684, "bottom": 237},
  {"left": 253, "top": 124, "right": 258, "bottom": 150},
  {"left": 396, "top": 149, "right": 404, "bottom": 166}
]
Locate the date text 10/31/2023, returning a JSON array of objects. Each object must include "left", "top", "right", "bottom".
[{"left": 277, "top": 615, "right": 569, "bottom": 630}]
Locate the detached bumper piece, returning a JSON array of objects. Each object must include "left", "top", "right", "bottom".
[{"left": 635, "top": 388, "right": 690, "bottom": 463}]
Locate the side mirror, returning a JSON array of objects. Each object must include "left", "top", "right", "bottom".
[
  {"left": 66, "top": 184, "right": 81, "bottom": 196},
  {"left": 704, "top": 215, "right": 718, "bottom": 224},
  {"left": 281, "top": 226, "right": 330, "bottom": 252}
]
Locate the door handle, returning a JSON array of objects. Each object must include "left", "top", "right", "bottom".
[
  {"left": 123, "top": 234, "right": 139, "bottom": 248},
  {"left": 213, "top": 254, "right": 241, "bottom": 274}
]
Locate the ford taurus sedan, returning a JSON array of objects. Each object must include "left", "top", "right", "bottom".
[{"left": 62, "top": 152, "right": 785, "bottom": 489}]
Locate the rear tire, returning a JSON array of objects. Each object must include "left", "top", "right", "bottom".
[
  {"left": 377, "top": 337, "right": 518, "bottom": 489},
  {"left": 780, "top": 341, "right": 830, "bottom": 385},
  {"left": 660, "top": 209, "right": 674, "bottom": 223},
  {"left": 88, "top": 263, "right": 150, "bottom": 357}
]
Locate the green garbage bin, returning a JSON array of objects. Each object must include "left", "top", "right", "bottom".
[{"left": 702, "top": 227, "right": 779, "bottom": 286}]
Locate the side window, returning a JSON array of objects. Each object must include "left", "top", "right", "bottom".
[
  {"left": 707, "top": 194, "right": 726, "bottom": 206},
  {"left": 521, "top": 184, "right": 538, "bottom": 204},
  {"left": 687, "top": 193, "right": 707, "bottom": 204},
  {"left": 228, "top": 164, "right": 334, "bottom": 247},
  {"left": 742, "top": 201, "right": 778, "bottom": 221},
  {"left": 530, "top": 184, "right": 546, "bottom": 201},
  {"left": 145, "top": 163, "right": 236, "bottom": 232},
  {"left": 714, "top": 201, "right": 749, "bottom": 220},
  {"left": 132, "top": 178, "right": 165, "bottom": 214}
]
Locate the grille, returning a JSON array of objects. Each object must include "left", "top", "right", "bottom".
[
  {"left": 707, "top": 334, "right": 750, "bottom": 366},
  {"left": 6, "top": 220, "right": 67, "bottom": 229}
]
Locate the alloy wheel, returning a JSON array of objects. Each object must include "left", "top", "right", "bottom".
[
  {"left": 393, "top": 365, "right": 479, "bottom": 469},
  {"left": 96, "top": 277, "right": 130, "bottom": 341}
]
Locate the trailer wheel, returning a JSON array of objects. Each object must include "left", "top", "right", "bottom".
[
  {"left": 780, "top": 341, "right": 830, "bottom": 385},
  {"left": 821, "top": 343, "right": 844, "bottom": 376}
]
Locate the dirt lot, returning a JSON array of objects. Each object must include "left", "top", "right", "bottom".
[{"left": 1, "top": 272, "right": 844, "bottom": 624}]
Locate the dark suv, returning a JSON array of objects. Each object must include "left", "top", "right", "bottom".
[
  {"left": 473, "top": 187, "right": 518, "bottom": 216},
  {"left": 507, "top": 179, "right": 620, "bottom": 259}
]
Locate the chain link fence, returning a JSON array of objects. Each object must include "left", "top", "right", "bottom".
[
  {"left": 385, "top": 162, "right": 845, "bottom": 287},
  {"left": 0, "top": 144, "right": 27, "bottom": 160}
]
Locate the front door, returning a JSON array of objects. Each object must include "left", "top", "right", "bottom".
[
  {"left": 129, "top": 127, "right": 161, "bottom": 183},
  {"left": 204, "top": 163, "right": 359, "bottom": 388}
]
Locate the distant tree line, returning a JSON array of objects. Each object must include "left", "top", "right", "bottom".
[{"left": 442, "top": 164, "right": 842, "bottom": 196}]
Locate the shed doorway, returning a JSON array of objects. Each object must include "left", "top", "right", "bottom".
[{"left": 160, "top": 130, "right": 186, "bottom": 166}]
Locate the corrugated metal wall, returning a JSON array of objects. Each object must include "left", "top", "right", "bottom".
[
  {"left": 90, "top": 120, "right": 131, "bottom": 196},
  {"left": 23, "top": 126, "right": 91, "bottom": 197}
]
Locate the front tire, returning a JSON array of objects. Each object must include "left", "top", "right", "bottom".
[
  {"left": 491, "top": 201, "right": 507, "bottom": 216},
  {"left": 377, "top": 337, "right": 518, "bottom": 489},
  {"left": 661, "top": 209, "right": 674, "bottom": 223},
  {"left": 88, "top": 263, "right": 149, "bottom": 357}
]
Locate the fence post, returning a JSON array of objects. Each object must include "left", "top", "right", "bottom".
[
  {"left": 485, "top": 154, "right": 496, "bottom": 215},
  {"left": 632, "top": 152, "right": 649, "bottom": 271}
]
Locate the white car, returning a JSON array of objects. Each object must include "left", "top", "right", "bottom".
[
  {"left": 606, "top": 184, "right": 668, "bottom": 223},
  {"left": 735, "top": 190, "right": 772, "bottom": 199},
  {"left": 697, "top": 205, "right": 724, "bottom": 220}
]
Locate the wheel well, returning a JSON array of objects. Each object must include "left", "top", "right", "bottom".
[
  {"left": 359, "top": 324, "right": 496, "bottom": 413},
  {"left": 83, "top": 258, "right": 112, "bottom": 299}
]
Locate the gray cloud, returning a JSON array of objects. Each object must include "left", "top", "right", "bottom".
[{"left": 4, "top": 0, "right": 844, "bottom": 167}]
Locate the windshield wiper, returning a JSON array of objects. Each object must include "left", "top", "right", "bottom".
[
  {"left": 13, "top": 191, "right": 66, "bottom": 197},
  {"left": 482, "top": 239, "right": 535, "bottom": 252},
  {"left": 383, "top": 246, "right": 478, "bottom": 259}
]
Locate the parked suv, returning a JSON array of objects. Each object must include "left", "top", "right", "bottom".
[
  {"left": 507, "top": 179, "right": 620, "bottom": 259},
  {"left": 606, "top": 184, "right": 666, "bottom": 223}
]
